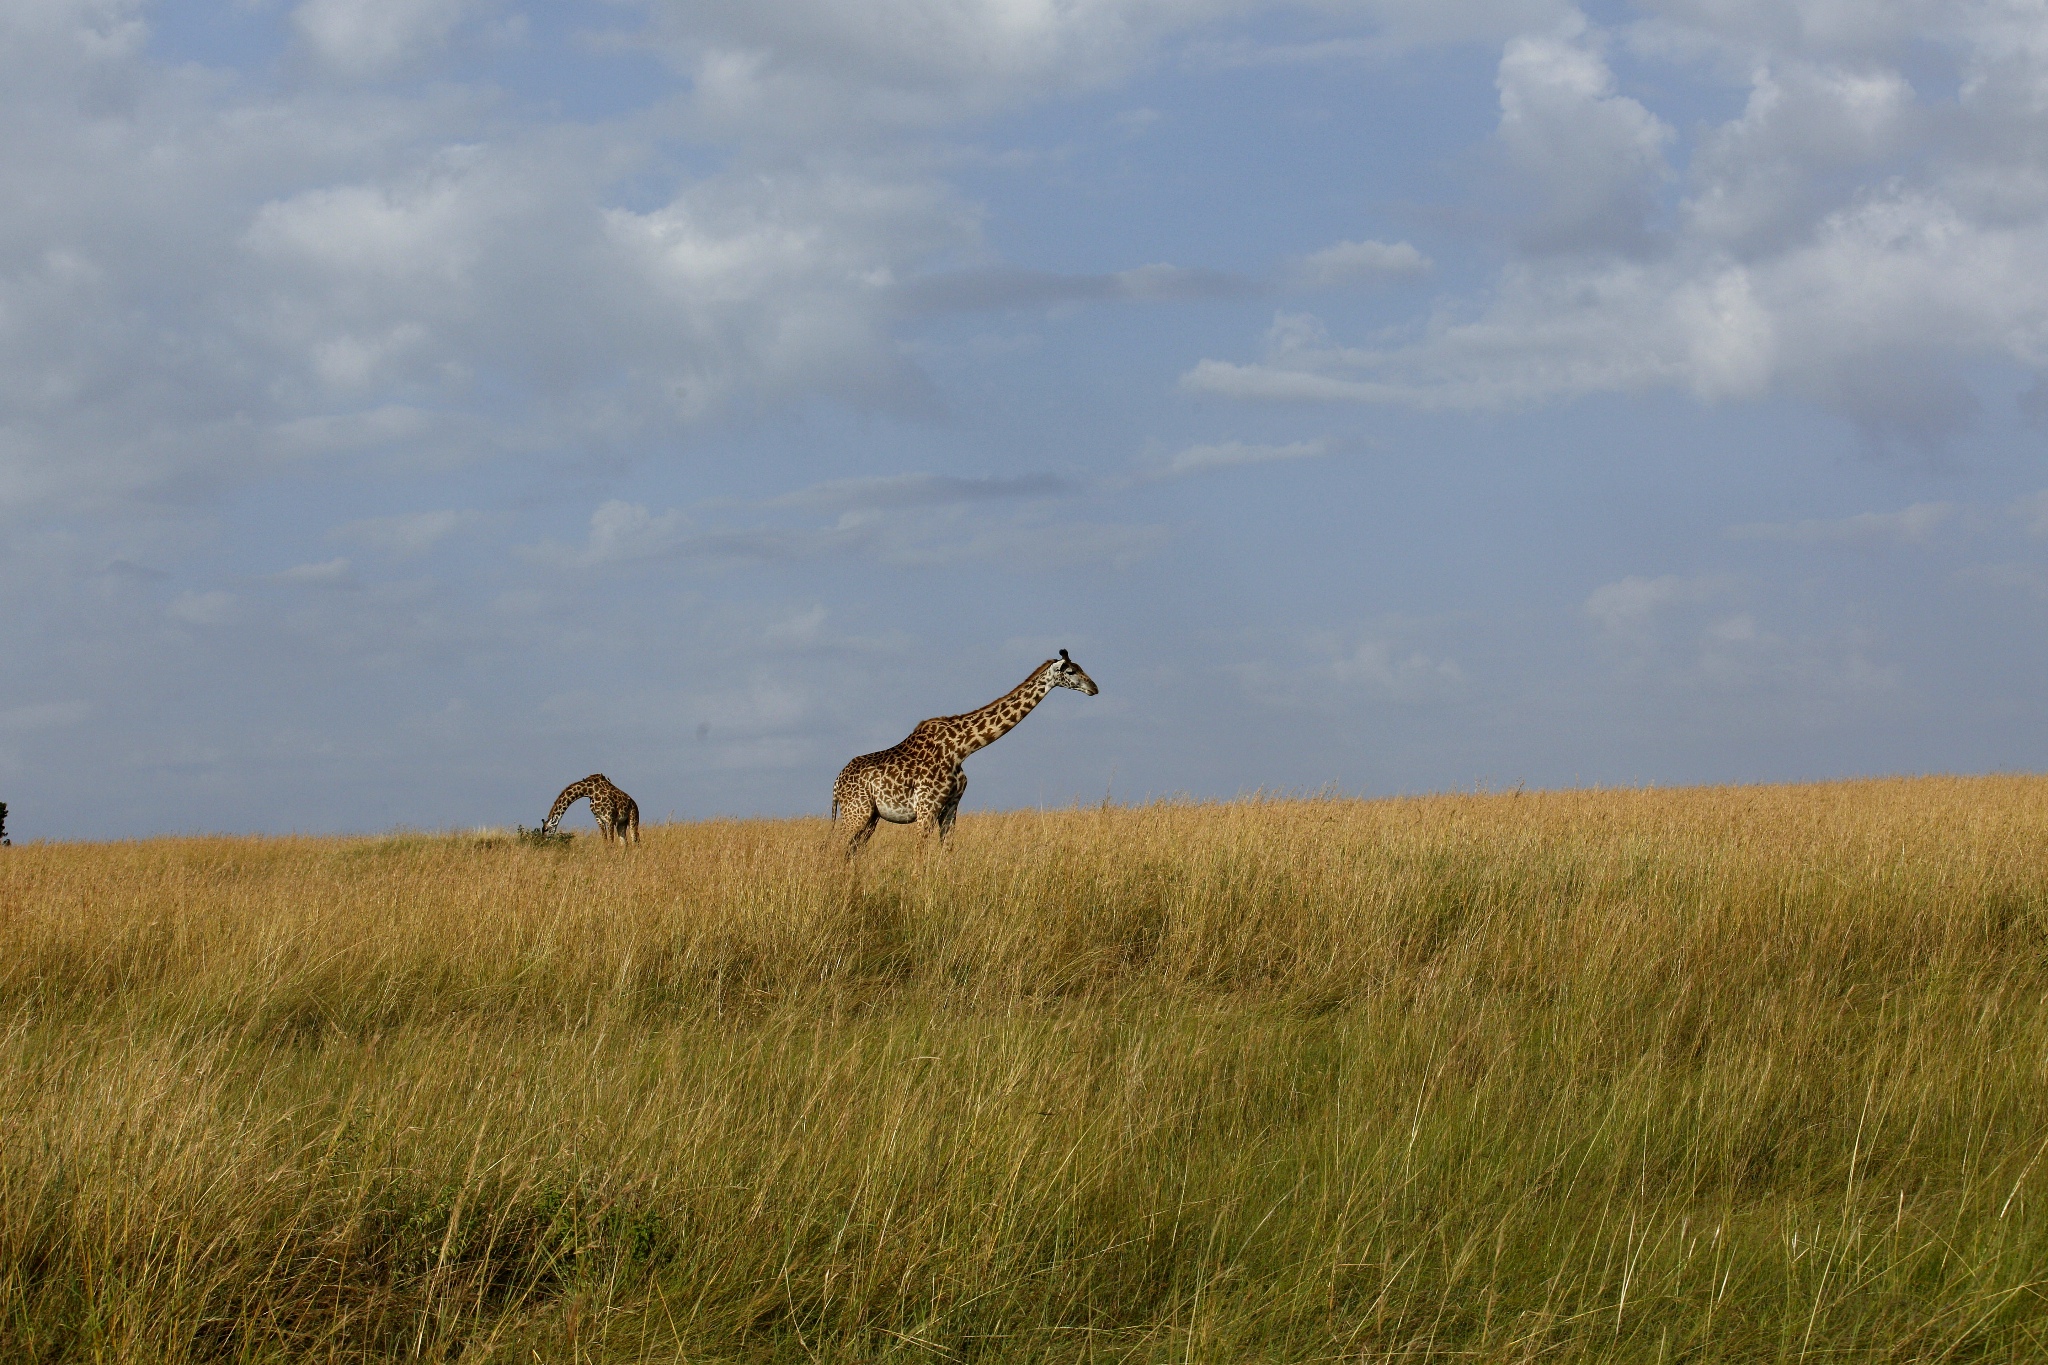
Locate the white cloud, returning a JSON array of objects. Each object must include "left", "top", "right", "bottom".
[
  {"left": 1185, "top": 6, "right": 2048, "bottom": 449},
  {"left": 1727, "top": 501, "right": 1955, "bottom": 544},
  {"left": 1183, "top": 268, "right": 1776, "bottom": 408},
  {"left": 762, "top": 605, "right": 828, "bottom": 645},
  {"left": 1583, "top": 570, "right": 1898, "bottom": 699},
  {"left": 292, "top": 0, "right": 480, "bottom": 80},
  {"left": 899, "top": 262, "right": 1248, "bottom": 313},
  {"left": 167, "top": 590, "right": 237, "bottom": 626},
  {"left": 1185, "top": 183, "right": 2048, "bottom": 447},
  {"left": 1329, "top": 638, "right": 1465, "bottom": 697},
  {"left": 19, "top": 0, "right": 2048, "bottom": 546},
  {"left": 770, "top": 472, "right": 1073, "bottom": 512},
  {"left": 0, "top": 10, "right": 1023, "bottom": 528},
  {"left": 246, "top": 175, "right": 484, "bottom": 289},
  {"left": 594, "top": 170, "right": 966, "bottom": 416},
  {"left": 1187, "top": 0, "right": 1578, "bottom": 67},
  {"left": 1495, "top": 18, "right": 1675, "bottom": 253},
  {"left": 272, "top": 556, "right": 357, "bottom": 586},
  {"left": 650, "top": 0, "right": 1227, "bottom": 142},
  {"left": 1626, "top": 1, "right": 1959, "bottom": 66},
  {"left": 531, "top": 500, "right": 691, "bottom": 569},
  {"left": 1286, "top": 239, "right": 1431, "bottom": 290},
  {"left": 527, "top": 488, "right": 1167, "bottom": 572},
  {"left": 1683, "top": 60, "right": 1917, "bottom": 253},
  {"left": 1583, "top": 573, "right": 1729, "bottom": 634},
  {"left": 1144, "top": 438, "right": 1330, "bottom": 480},
  {"left": 1232, "top": 622, "right": 1468, "bottom": 710},
  {"left": 251, "top": 148, "right": 871, "bottom": 414},
  {"left": 1111, "top": 106, "right": 1163, "bottom": 136},
  {"left": 271, "top": 407, "right": 442, "bottom": 458},
  {"left": 645, "top": 0, "right": 1607, "bottom": 148},
  {"left": 332, "top": 509, "right": 483, "bottom": 558},
  {"left": 1955, "top": 562, "right": 2048, "bottom": 598}
]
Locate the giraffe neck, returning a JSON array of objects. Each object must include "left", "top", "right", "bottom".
[
  {"left": 543, "top": 776, "right": 605, "bottom": 834},
  {"left": 944, "top": 663, "right": 1058, "bottom": 761}
]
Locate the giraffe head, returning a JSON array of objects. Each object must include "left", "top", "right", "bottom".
[{"left": 1049, "top": 648, "right": 1099, "bottom": 695}]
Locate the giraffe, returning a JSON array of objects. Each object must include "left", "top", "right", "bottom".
[
  {"left": 541, "top": 774, "right": 641, "bottom": 845},
  {"left": 832, "top": 649, "right": 1099, "bottom": 856}
]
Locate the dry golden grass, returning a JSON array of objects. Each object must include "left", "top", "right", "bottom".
[{"left": 4, "top": 775, "right": 2048, "bottom": 1361}]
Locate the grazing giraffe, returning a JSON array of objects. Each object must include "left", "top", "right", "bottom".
[
  {"left": 541, "top": 774, "right": 640, "bottom": 845},
  {"left": 832, "top": 649, "right": 1099, "bottom": 856}
]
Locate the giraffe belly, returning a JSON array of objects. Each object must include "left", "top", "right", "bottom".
[{"left": 875, "top": 801, "right": 916, "bottom": 824}]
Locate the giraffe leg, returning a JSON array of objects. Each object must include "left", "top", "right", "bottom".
[
  {"left": 845, "top": 810, "right": 879, "bottom": 857},
  {"left": 837, "top": 790, "right": 880, "bottom": 857},
  {"left": 911, "top": 784, "right": 951, "bottom": 853},
  {"left": 936, "top": 773, "right": 966, "bottom": 846}
]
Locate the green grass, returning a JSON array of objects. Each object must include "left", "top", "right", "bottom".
[{"left": 3, "top": 777, "right": 2047, "bottom": 1360}]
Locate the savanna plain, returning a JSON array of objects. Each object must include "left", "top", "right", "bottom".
[{"left": 5, "top": 777, "right": 2048, "bottom": 1362}]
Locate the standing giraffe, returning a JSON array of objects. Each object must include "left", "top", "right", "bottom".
[
  {"left": 832, "top": 650, "right": 1099, "bottom": 856},
  {"left": 541, "top": 774, "right": 641, "bottom": 845}
]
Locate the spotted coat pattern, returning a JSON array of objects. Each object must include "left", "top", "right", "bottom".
[
  {"left": 831, "top": 651, "right": 1099, "bottom": 856},
  {"left": 542, "top": 773, "right": 640, "bottom": 845}
]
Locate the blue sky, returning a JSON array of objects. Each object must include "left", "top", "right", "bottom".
[{"left": 7, "top": 0, "right": 2048, "bottom": 838}]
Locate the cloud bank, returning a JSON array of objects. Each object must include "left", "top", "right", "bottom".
[{"left": 1185, "top": 2, "right": 2048, "bottom": 451}]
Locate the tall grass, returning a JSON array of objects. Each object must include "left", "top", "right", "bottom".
[{"left": 4, "top": 776, "right": 2048, "bottom": 1360}]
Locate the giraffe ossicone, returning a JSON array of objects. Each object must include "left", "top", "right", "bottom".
[
  {"left": 831, "top": 650, "right": 1099, "bottom": 856},
  {"left": 541, "top": 773, "right": 641, "bottom": 846}
]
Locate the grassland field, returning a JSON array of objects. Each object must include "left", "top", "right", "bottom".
[{"left": 4, "top": 776, "right": 2048, "bottom": 1362}]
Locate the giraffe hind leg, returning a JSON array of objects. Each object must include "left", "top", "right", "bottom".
[
  {"left": 837, "top": 791, "right": 880, "bottom": 858},
  {"left": 845, "top": 811, "right": 879, "bottom": 857}
]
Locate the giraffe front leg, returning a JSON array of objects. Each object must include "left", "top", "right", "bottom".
[
  {"left": 909, "top": 792, "right": 940, "bottom": 849},
  {"left": 912, "top": 779, "right": 958, "bottom": 852},
  {"left": 935, "top": 772, "right": 966, "bottom": 846}
]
